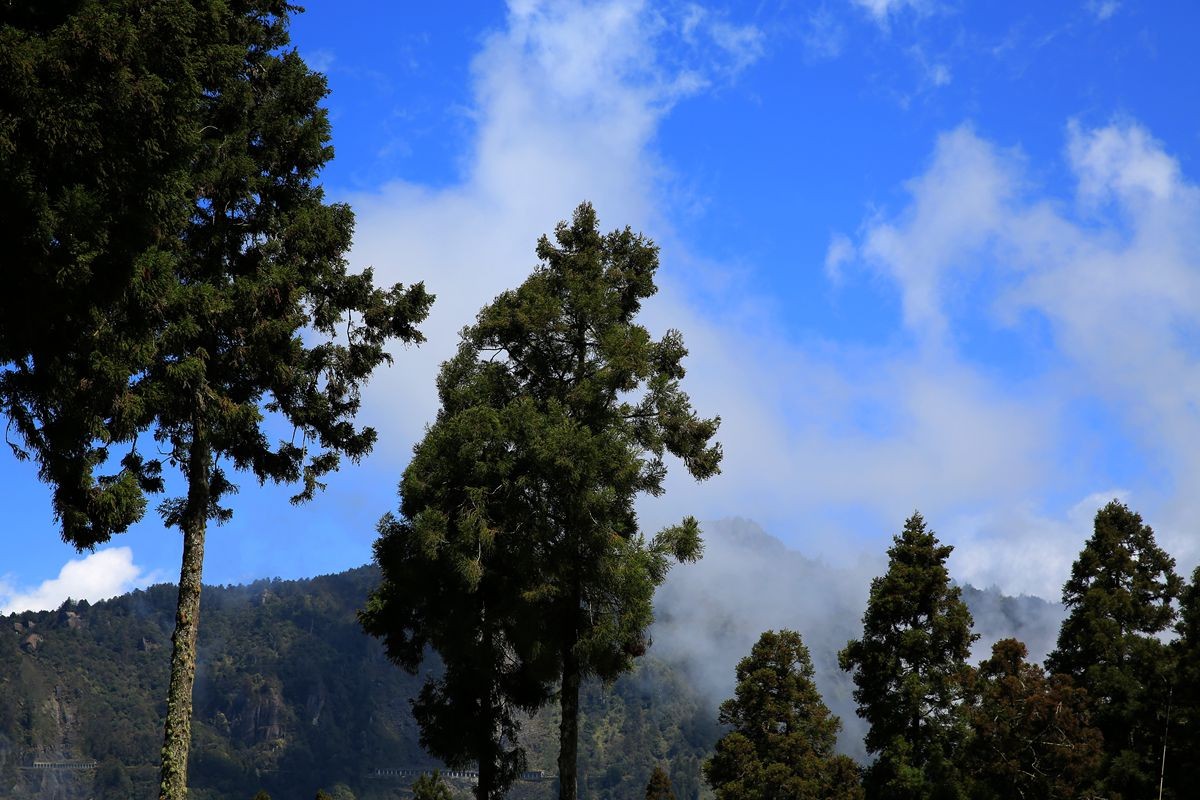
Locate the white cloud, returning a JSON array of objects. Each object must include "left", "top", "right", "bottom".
[
  {"left": 948, "top": 491, "right": 1127, "bottom": 599},
  {"left": 860, "top": 125, "right": 1020, "bottom": 342},
  {"left": 0, "top": 547, "right": 155, "bottom": 614},
  {"left": 306, "top": 48, "right": 335, "bottom": 75},
  {"left": 845, "top": 119, "right": 1200, "bottom": 582}
]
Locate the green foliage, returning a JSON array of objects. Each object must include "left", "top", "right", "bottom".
[
  {"left": 1046, "top": 500, "right": 1181, "bottom": 799},
  {"left": 838, "top": 512, "right": 976, "bottom": 800},
  {"left": 964, "top": 639, "right": 1102, "bottom": 799},
  {"left": 0, "top": 0, "right": 198, "bottom": 543},
  {"left": 251, "top": 792, "right": 271, "bottom": 800},
  {"left": 412, "top": 770, "right": 454, "bottom": 800},
  {"left": 645, "top": 765, "right": 675, "bottom": 800},
  {"left": 1, "top": 3, "right": 430, "bottom": 797},
  {"left": 362, "top": 202, "right": 720, "bottom": 800},
  {"left": 705, "top": 630, "right": 863, "bottom": 800}
]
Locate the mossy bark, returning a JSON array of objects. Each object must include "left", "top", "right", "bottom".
[{"left": 158, "top": 426, "right": 210, "bottom": 800}]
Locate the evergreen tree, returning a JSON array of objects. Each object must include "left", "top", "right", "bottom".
[
  {"left": 705, "top": 629, "right": 864, "bottom": 800},
  {"left": 1, "top": 0, "right": 198, "bottom": 545},
  {"left": 0, "top": 4, "right": 430, "bottom": 799},
  {"left": 964, "top": 638, "right": 1102, "bottom": 799},
  {"left": 646, "top": 765, "right": 676, "bottom": 800},
  {"left": 838, "top": 512, "right": 977, "bottom": 800},
  {"left": 412, "top": 771, "right": 454, "bottom": 800},
  {"left": 1046, "top": 501, "right": 1181, "bottom": 799},
  {"left": 361, "top": 363, "right": 562, "bottom": 797},
  {"left": 362, "top": 202, "right": 720, "bottom": 800}
]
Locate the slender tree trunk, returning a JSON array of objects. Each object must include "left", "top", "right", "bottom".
[
  {"left": 477, "top": 626, "right": 496, "bottom": 800},
  {"left": 158, "top": 424, "right": 210, "bottom": 800},
  {"left": 557, "top": 622, "right": 580, "bottom": 800},
  {"left": 477, "top": 746, "right": 496, "bottom": 800}
]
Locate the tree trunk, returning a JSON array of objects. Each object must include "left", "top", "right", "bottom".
[
  {"left": 557, "top": 636, "right": 581, "bottom": 800},
  {"left": 158, "top": 426, "right": 210, "bottom": 800},
  {"left": 477, "top": 628, "right": 496, "bottom": 800},
  {"left": 477, "top": 749, "right": 496, "bottom": 800}
]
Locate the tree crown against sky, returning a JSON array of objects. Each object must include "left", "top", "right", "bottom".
[
  {"left": 705, "top": 628, "right": 864, "bottom": 800},
  {"left": 1047, "top": 500, "right": 1182, "bottom": 799},
  {"left": 363, "top": 201, "right": 721, "bottom": 800},
  {"left": 839, "top": 512, "right": 977, "bottom": 800},
  {"left": 1, "top": 3, "right": 431, "bottom": 798},
  {"left": 964, "top": 638, "right": 1102, "bottom": 800}
]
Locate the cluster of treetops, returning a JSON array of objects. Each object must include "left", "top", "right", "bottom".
[{"left": 1, "top": 4, "right": 1194, "bottom": 800}]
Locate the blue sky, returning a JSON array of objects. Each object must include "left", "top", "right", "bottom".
[{"left": 4, "top": 0, "right": 1200, "bottom": 612}]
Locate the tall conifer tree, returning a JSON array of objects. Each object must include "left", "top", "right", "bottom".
[
  {"left": 1046, "top": 501, "right": 1181, "bottom": 799},
  {"left": 705, "top": 629, "right": 864, "bottom": 800},
  {"left": 839, "top": 513, "right": 977, "bottom": 800},
  {"left": 363, "top": 202, "right": 720, "bottom": 800},
  {"left": 0, "top": 4, "right": 431, "bottom": 798}
]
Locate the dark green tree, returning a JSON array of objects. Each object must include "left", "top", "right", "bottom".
[
  {"left": 646, "top": 765, "right": 676, "bottom": 800},
  {"left": 0, "top": 4, "right": 430, "bottom": 799},
  {"left": 838, "top": 512, "right": 977, "bottom": 800},
  {"left": 964, "top": 638, "right": 1102, "bottom": 799},
  {"left": 251, "top": 792, "right": 271, "bottom": 800},
  {"left": 362, "top": 202, "right": 720, "bottom": 800},
  {"left": 704, "top": 629, "right": 864, "bottom": 800},
  {"left": 412, "top": 771, "right": 454, "bottom": 800},
  {"left": 1046, "top": 501, "right": 1181, "bottom": 799},
  {"left": 0, "top": 0, "right": 198, "bottom": 545},
  {"left": 1166, "top": 566, "right": 1200, "bottom": 797},
  {"left": 361, "top": 389, "right": 560, "bottom": 797}
]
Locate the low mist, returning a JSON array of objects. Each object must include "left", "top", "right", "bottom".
[{"left": 649, "top": 518, "right": 1067, "bottom": 759}]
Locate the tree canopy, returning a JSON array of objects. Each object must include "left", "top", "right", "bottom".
[
  {"left": 1, "top": 3, "right": 430, "bottom": 798},
  {"left": 362, "top": 202, "right": 720, "bottom": 800},
  {"left": 964, "top": 638, "right": 1102, "bottom": 799},
  {"left": 705, "top": 629, "right": 863, "bottom": 800},
  {"left": 839, "top": 512, "right": 977, "bottom": 800},
  {"left": 1046, "top": 500, "right": 1180, "bottom": 799}
]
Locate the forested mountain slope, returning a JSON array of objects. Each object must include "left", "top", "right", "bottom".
[{"left": 0, "top": 519, "right": 1063, "bottom": 799}]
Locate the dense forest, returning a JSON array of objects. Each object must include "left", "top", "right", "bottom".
[
  {"left": 0, "top": 562, "right": 713, "bottom": 800},
  {"left": 1, "top": 518, "right": 1109, "bottom": 800},
  {"left": 2, "top": 3, "right": 1199, "bottom": 800}
]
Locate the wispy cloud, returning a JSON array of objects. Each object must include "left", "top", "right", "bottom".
[
  {"left": 850, "top": 0, "right": 929, "bottom": 28},
  {"left": 1086, "top": 0, "right": 1120, "bottom": 22},
  {"left": 800, "top": 6, "right": 847, "bottom": 60},
  {"left": 842, "top": 119, "right": 1200, "bottom": 584}
]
